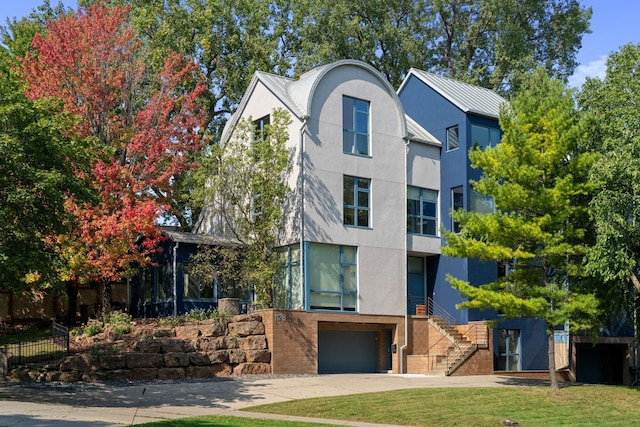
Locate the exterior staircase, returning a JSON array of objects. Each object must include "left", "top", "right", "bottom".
[
  {"left": 410, "top": 298, "right": 489, "bottom": 376},
  {"left": 428, "top": 315, "right": 479, "bottom": 375}
]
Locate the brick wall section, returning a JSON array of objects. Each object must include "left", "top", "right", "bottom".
[
  {"left": 262, "top": 310, "right": 406, "bottom": 374},
  {"left": 450, "top": 326, "right": 493, "bottom": 376}
]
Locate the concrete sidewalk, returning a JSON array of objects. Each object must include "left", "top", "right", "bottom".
[{"left": 0, "top": 373, "right": 547, "bottom": 426}]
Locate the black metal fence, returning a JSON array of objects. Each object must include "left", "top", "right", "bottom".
[{"left": 3, "top": 322, "right": 70, "bottom": 371}]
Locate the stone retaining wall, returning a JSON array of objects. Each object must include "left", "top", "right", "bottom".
[{"left": 7, "top": 313, "right": 271, "bottom": 383}]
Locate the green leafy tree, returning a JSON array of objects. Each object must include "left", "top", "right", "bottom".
[
  {"left": 191, "top": 109, "right": 292, "bottom": 307},
  {"left": 442, "top": 69, "right": 599, "bottom": 390},
  {"left": 0, "top": 37, "right": 87, "bottom": 294},
  {"left": 290, "top": 0, "right": 591, "bottom": 93},
  {"left": 579, "top": 43, "right": 640, "bottom": 322}
]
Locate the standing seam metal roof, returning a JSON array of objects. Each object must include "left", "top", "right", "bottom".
[
  {"left": 222, "top": 60, "right": 409, "bottom": 143},
  {"left": 408, "top": 69, "right": 507, "bottom": 119}
]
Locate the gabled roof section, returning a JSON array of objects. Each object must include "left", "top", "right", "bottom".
[
  {"left": 403, "top": 69, "right": 507, "bottom": 119},
  {"left": 405, "top": 115, "right": 441, "bottom": 147},
  {"left": 161, "top": 229, "right": 240, "bottom": 246},
  {"left": 223, "top": 60, "right": 407, "bottom": 143}
]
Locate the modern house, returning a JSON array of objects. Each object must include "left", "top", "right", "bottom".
[
  {"left": 122, "top": 59, "right": 633, "bottom": 383},
  {"left": 398, "top": 69, "right": 637, "bottom": 385},
  {"left": 398, "top": 69, "right": 550, "bottom": 373},
  {"left": 192, "top": 59, "right": 491, "bottom": 375}
]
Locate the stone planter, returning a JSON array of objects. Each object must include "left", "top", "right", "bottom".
[{"left": 218, "top": 298, "right": 240, "bottom": 316}]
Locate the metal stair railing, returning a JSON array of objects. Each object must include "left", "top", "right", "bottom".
[
  {"left": 426, "top": 297, "right": 457, "bottom": 325},
  {"left": 445, "top": 323, "right": 490, "bottom": 375}
]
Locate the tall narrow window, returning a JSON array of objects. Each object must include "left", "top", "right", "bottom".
[
  {"left": 451, "top": 186, "right": 464, "bottom": 233},
  {"left": 343, "top": 96, "right": 370, "bottom": 156},
  {"left": 407, "top": 186, "right": 438, "bottom": 236},
  {"left": 497, "top": 329, "right": 520, "bottom": 371},
  {"left": 446, "top": 125, "right": 459, "bottom": 151},
  {"left": 253, "top": 115, "right": 270, "bottom": 142},
  {"left": 252, "top": 115, "right": 270, "bottom": 161},
  {"left": 344, "top": 175, "right": 370, "bottom": 228}
]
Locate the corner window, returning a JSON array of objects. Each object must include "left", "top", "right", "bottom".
[
  {"left": 308, "top": 243, "right": 357, "bottom": 311},
  {"left": 451, "top": 186, "right": 464, "bottom": 233},
  {"left": 344, "top": 175, "right": 370, "bottom": 228},
  {"left": 471, "top": 124, "right": 500, "bottom": 150},
  {"left": 446, "top": 126, "right": 459, "bottom": 151},
  {"left": 407, "top": 186, "right": 438, "bottom": 236},
  {"left": 274, "top": 245, "right": 302, "bottom": 310},
  {"left": 497, "top": 329, "right": 520, "bottom": 371},
  {"left": 343, "top": 96, "right": 370, "bottom": 156}
]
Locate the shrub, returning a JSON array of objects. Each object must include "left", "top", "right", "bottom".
[
  {"left": 183, "top": 307, "right": 221, "bottom": 321},
  {"left": 84, "top": 322, "right": 102, "bottom": 337}
]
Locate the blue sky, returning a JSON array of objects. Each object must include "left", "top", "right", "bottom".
[{"left": 1, "top": 0, "right": 638, "bottom": 88}]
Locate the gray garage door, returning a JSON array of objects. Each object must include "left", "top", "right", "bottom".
[{"left": 318, "top": 330, "right": 377, "bottom": 374}]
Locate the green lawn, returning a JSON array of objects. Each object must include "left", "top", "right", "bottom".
[
  {"left": 140, "top": 416, "right": 340, "bottom": 427},
  {"left": 141, "top": 385, "right": 640, "bottom": 427},
  {"left": 0, "top": 327, "right": 63, "bottom": 363},
  {"left": 0, "top": 328, "right": 51, "bottom": 345}
]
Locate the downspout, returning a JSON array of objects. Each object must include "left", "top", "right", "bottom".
[
  {"left": 173, "top": 241, "right": 179, "bottom": 317},
  {"left": 400, "top": 136, "right": 410, "bottom": 374},
  {"left": 299, "top": 116, "right": 308, "bottom": 309}
]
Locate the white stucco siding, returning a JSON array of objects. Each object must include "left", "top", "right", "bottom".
[
  {"left": 406, "top": 141, "right": 442, "bottom": 254},
  {"left": 215, "top": 82, "right": 304, "bottom": 245},
  {"left": 358, "top": 247, "right": 406, "bottom": 315},
  {"left": 302, "top": 64, "right": 407, "bottom": 315}
]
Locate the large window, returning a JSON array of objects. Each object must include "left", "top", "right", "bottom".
[
  {"left": 183, "top": 272, "right": 215, "bottom": 300},
  {"left": 308, "top": 243, "right": 357, "bottom": 311},
  {"left": 407, "top": 186, "right": 438, "bottom": 236},
  {"left": 343, "top": 96, "right": 370, "bottom": 156},
  {"left": 344, "top": 175, "right": 370, "bottom": 228},
  {"left": 470, "top": 187, "right": 495, "bottom": 214},
  {"left": 471, "top": 124, "right": 500, "bottom": 150},
  {"left": 140, "top": 266, "right": 171, "bottom": 303},
  {"left": 446, "top": 125, "right": 459, "bottom": 151},
  {"left": 497, "top": 329, "right": 520, "bottom": 371},
  {"left": 451, "top": 186, "right": 464, "bottom": 233}
]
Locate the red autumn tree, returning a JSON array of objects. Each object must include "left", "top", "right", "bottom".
[{"left": 21, "top": 3, "right": 207, "bottom": 310}]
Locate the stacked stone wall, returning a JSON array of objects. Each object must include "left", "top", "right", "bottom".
[{"left": 7, "top": 313, "right": 270, "bottom": 383}]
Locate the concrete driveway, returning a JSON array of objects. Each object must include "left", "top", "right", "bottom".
[{"left": 0, "top": 373, "right": 546, "bottom": 426}]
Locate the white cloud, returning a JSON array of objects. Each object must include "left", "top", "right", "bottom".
[{"left": 568, "top": 55, "right": 608, "bottom": 88}]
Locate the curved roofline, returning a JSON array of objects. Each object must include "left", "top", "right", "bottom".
[
  {"left": 302, "top": 59, "right": 407, "bottom": 138},
  {"left": 223, "top": 60, "right": 409, "bottom": 143}
]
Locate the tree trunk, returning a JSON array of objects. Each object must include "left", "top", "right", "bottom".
[
  {"left": 631, "top": 272, "right": 640, "bottom": 293},
  {"left": 548, "top": 324, "right": 559, "bottom": 390},
  {"left": 102, "top": 279, "right": 112, "bottom": 313},
  {"left": 65, "top": 280, "right": 78, "bottom": 326}
]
